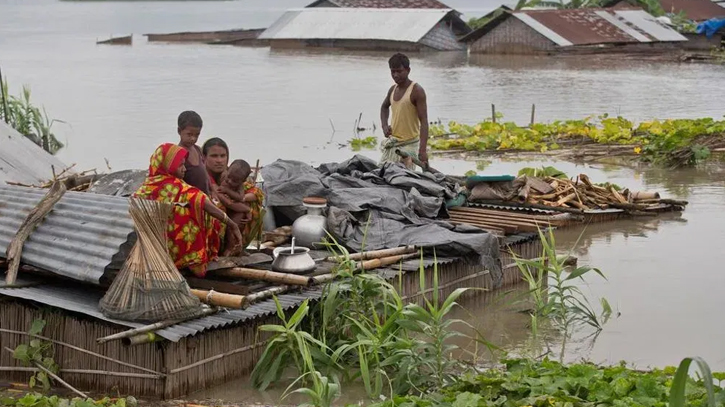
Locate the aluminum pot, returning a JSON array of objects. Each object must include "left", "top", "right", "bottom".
[
  {"left": 292, "top": 197, "right": 327, "bottom": 249},
  {"left": 272, "top": 246, "right": 316, "bottom": 273}
]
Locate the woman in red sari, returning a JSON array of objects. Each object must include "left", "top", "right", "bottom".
[{"left": 133, "top": 143, "right": 242, "bottom": 278}]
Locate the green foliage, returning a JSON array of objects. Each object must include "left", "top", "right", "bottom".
[
  {"left": 0, "top": 394, "right": 136, "bottom": 407},
  {"left": 518, "top": 166, "right": 567, "bottom": 179},
  {"left": 430, "top": 114, "right": 725, "bottom": 167},
  {"left": 13, "top": 319, "right": 59, "bottom": 392},
  {"left": 369, "top": 358, "right": 725, "bottom": 407},
  {"left": 349, "top": 136, "right": 377, "bottom": 151},
  {"left": 0, "top": 79, "right": 65, "bottom": 155},
  {"left": 251, "top": 247, "right": 482, "bottom": 403}
]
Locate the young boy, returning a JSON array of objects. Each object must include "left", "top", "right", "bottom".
[
  {"left": 379, "top": 53, "right": 429, "bottom": 170},
  {"left": 177, "top": 111, "right": 211, "bottom": 196}
]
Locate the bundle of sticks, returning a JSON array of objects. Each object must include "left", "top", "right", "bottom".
[
  {"left": 6, "top": 164, "right": 103, "bottom": 192},
  {"left": 525, "top": 174, "right": 687, "bottom": 211}
]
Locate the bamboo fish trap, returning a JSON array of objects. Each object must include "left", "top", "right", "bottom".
[{"left": 99, "top": 198, "right": 204, "bottom": 322}]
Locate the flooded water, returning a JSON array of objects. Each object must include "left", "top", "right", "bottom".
[
  {"left": 1, "top": 0, "right": 724, "bottom": 172},
  {"left": 2, "top": 0, "right": 725, "bottom": 403}
]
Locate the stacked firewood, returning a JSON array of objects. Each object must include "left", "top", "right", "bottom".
[{"left": 527, "top": 174, "right": 687, "bottom": 211}]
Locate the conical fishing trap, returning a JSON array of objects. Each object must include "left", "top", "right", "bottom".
[{"left": 100, "top": 198, "right": 205, "bottom": 322}]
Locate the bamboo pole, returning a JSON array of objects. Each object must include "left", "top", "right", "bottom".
[
  {"left": 530, "top": 104, "right": 536, "bottom": 126},
  {"left": 123, "top": 332, "right": 163, "bottom": 346},
  {"left": 357, "top": 253, "right": 418, "bottom": 271},
  {"left": 5, "top": 182, "right": 66, "bottom": 284},
  {"left": 0, "top": 367, "right": 162, "bottom": 379},
  {"left": 327, "top": 245, "right": 416, "bottom": 262},
  {"left": 0, "top": 328, "right": 162, "bottom": 375},
  {"left": 214, "top": 267, "right": 312, "bottom": 286},
  {"left": 168, "top": 341, "right": 268, "bottom": 374},
  {"left": 190, "top": 289, "right": 247, "bottom": 309},
  {"left": 244, "top": 285, "right": 293, "bottom": 305},
  {"left": 96, "top": 307, "right": 217, "bottom": 344}
]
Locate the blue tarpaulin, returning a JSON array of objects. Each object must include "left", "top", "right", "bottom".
[{"left": 696, "top": 18, "right": 725, "bottom": 38}]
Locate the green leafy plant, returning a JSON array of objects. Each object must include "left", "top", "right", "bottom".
[
  {"left": 0, "top": 80, "right": 65, "bottom": 155},
  {"left": 369, "top": 358, "right": 725, "bottom": 407},
  {"left": 12, "top": 319, "right": 59, "bottom": 391},
  {"left": 250, "top": 298, "right": 333, "bottom": 391},
  {"left": 430, "top": 114, "right": 725, "bottom": 167},
  {"left": 251, "top": 243, "right": 486, "bottom": 404},
  {"left": 349, "top": 136, "right": 377, "bottom": 151},
  {"left": 0, "top": 394, "right": 137, "bottom": 407},
  {"left": 518, "top": 166, "right": 568, "bottom": 179}
]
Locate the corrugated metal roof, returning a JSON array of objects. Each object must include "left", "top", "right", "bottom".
[
  {"left": 0, "top": 121, "right": 71, "bottom": 185},
  {"left": 594, "top": 10, "right": 652, "bottom": 42},
  {"left": 308, "top": 0, "right": 452, "bottom": 8},
  {"left": 259, "top": 8, "right": 453, "bottom": 42},
  {"left": 503, "top": 7, "right": 686, "bottom": 46},
  {"left": 514, "top": 13, "right": 575, "bottom": 46},
  {"left": 0, "top": 184, "right": 133, "bottom": 285},
  {"left": 521, "top": 8, "right": 640, "bottom": 45},
  {"left": 615, "top": 9, "right": 688, "bottom": 41}
]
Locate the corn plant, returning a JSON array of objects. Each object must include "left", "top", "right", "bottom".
[
  {"left": 515, "top": 227, "right": 608, "bottom": 333},
  {"left": 250, "top": 298, "right": 334, "bottom": 391}
]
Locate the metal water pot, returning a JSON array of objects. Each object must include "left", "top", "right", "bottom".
[{"left": 291, "top": 197, "right": 327, "bottom": 249}]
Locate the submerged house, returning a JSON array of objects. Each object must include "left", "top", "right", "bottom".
[
  {"left": 462, "top": 7, "right": 688, "bottom": 54},
  {"left": 258, "top": 7, "right": 471, "bottom": 51},
  {"left": 604, "top": 0, "right": 725, "bottom": 49}
]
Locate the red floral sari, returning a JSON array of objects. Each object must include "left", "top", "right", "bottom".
[{"left": 133, "top": 143, "right": 224, "bottom": 278}]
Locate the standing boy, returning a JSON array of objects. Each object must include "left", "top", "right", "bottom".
[{"left": 380, "top": 53, "right": 429, "bottom": 170}]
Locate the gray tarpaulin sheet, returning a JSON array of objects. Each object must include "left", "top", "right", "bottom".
[{"left": 262, "top": 155, "right": 502, "bottom": 286}]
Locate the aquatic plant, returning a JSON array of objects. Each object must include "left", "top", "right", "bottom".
[
  {"left": 430, "top": 114, "right": 725, "bottom": 167},
  {"left": 349, "top": 136, "right": 377, "bottom": 151},
  {"left": 0, "top": 394, "right": 137, "bottom": 407},
  {"left": 0, "top": 79, "right": 65, "bottom": 155},
  {"left": 368, "top": 357, "right": 725, "bottom": 407}
]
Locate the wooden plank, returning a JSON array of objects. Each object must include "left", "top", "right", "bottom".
[
  {"left": 451, "top": 206, "right": 558, "bottom": 221},
  {"left": 449, "top": 210, "right": 560, "bottom": 226},
  {"left": 449, "top": 212, "right": 551, "bottom": 228}
]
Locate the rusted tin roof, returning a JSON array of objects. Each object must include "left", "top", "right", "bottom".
[
  {"left": 0, "top": 185, "right": 133, "bottom": 285},
  {"left": 307, "top": 0, "right": 452, "bottom": 9},
  {"left": 464, "top": 7, "right": 687, "bottom": 46},
  {"left": 523, "top": 8, "right": 637, "bottom": 45},
  {"left": 0, "top": 121, "right": 71, "bottom": 185},
  {"left": 607, "top": 0, "right": 725, "bottom": 21},
  {"left": 659, "top": 0, "right": 725, "bottom": 20}
]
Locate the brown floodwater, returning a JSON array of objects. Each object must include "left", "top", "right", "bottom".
[{"left": 2, "top": 0, "right": 725, "bottom": 403}]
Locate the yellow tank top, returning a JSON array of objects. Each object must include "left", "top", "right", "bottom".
[{"left": 390, "top": 82, "right": 420, "bottom": 142}]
